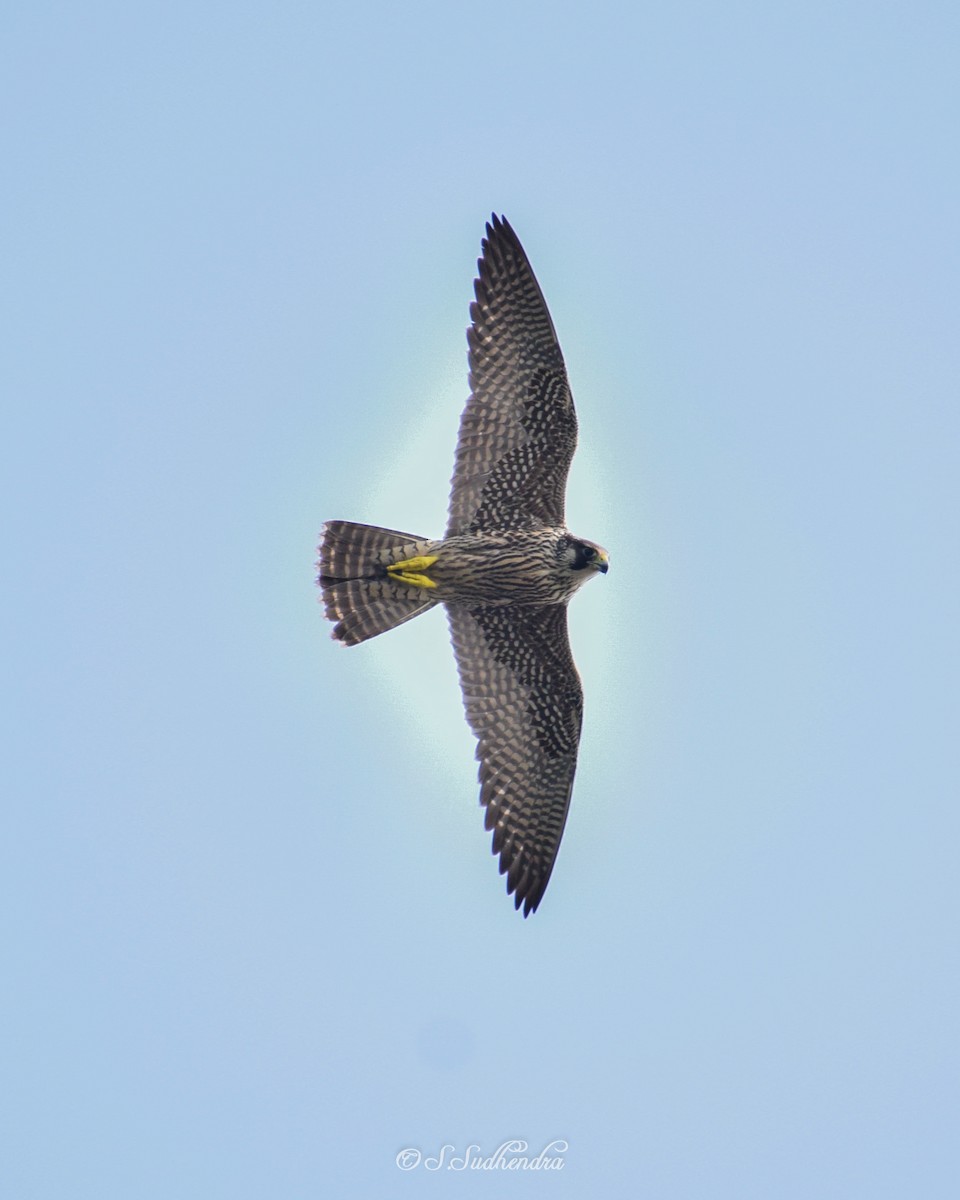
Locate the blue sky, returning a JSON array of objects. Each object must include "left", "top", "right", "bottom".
[{"left": 3, "top": 1, "right": 958, "bottom": 1196}]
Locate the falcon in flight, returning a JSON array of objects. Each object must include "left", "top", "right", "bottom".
[{"left": 318, "top": 215, "right": 609, "bottom": 915}]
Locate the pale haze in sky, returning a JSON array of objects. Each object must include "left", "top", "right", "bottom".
[{"left": 3, "top": 2, "right": 958, "bottom": 1196}]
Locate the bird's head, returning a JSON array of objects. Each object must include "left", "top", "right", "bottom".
[{"left": 559, "top": 535, "right": 610, "bottom": 579}]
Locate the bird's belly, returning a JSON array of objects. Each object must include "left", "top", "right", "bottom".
[
  {"left": 429, "top": 536, "right": 567, "bottom": 604},
  {"left": 434, "top": 574, "right": 564, "bottom": 604}
]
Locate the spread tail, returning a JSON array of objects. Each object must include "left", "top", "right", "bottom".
[{"left": 317, "top": 520, "right": 440, "bottom": 646}]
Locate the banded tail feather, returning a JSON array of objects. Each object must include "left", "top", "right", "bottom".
[{"left": 317, "top": 520, "right": 439, "bottom": 646}]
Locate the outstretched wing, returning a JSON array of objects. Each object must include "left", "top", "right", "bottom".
[
  {"left": 446, "top": 215, "right": 578, "bottom": 536},
  {"left": 446, "top": 602, "right": 583, "bottom": 915}
]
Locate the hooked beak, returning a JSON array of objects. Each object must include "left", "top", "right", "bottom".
[{"left": 596, "top": 550, "right": 609, "bottom": 574}]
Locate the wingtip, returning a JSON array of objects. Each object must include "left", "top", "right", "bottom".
[
  {"left": 509, "top": 872, "right": 546, "bottom": 918},
  {"left": 485, "top": 212, "right": 512, "bottom": 239},
  {"left": 479, "top": 213, "right": 528, "bottom": 279}
]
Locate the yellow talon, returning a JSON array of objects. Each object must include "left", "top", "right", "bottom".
[
  {"left": 388, "top": 555, "right": 438, "bottom": 572},
  {"left": 386, "top": 555, "right": 438, "bottom": 590},
  {"left": 389, "top": 572, "right": 437, "bottom": 589}
]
